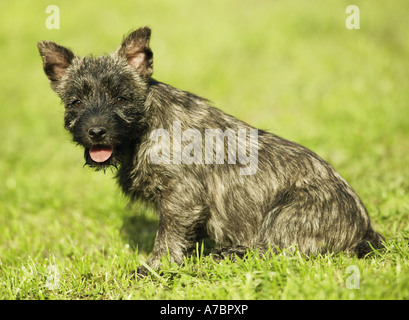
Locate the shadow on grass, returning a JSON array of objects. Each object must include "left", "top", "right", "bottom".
[
  {"left": 120, "top": 206, "right": 217, "bottom": 257},
  {"left": 120, "top": 210, "right": 158, "bottom": 254}
]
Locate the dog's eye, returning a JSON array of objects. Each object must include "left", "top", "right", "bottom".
[
  {"left": 71, "top": 100, "right": 83, "bottom": 108},
  {"left": 116, "top": 97, "right": 127, "bottom": 105}
]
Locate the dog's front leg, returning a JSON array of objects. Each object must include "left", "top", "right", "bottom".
[{"left": 137, "top": 204, "right": 205, "bottom": 276}]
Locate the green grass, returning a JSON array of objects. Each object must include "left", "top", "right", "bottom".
[{"left": 1, "top": 0, "right": 408, "bottom": 300}]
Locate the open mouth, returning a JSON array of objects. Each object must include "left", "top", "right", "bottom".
[{"left": 89, "top": 145, "right": 114, "bottom": 163}]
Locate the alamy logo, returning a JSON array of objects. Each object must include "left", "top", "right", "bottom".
[
  {"left": 46, "top": 265, "right": 61, "bottom": 290},
  {"left": 346, "top": 265, "right": 360, "bottom": 289},
  {"left": 149, "top": 121, "right": 259, "bottom": 175},
  {"left": 345, "top": 5, "right": 360, "bottom": 30},
  {"left": 45, "top": 5, "right": 60, "bottom": 30}
]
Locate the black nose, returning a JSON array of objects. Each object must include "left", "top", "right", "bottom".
[{"left": 88, "top": 127, "right": 107, "bottom": 141}]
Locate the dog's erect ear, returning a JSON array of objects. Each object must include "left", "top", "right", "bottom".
[
  {"left": 116, "top": 26, "right": 153, "bottom": 78},
  {"left": 37, "top": 41, "right": 75, "bottom": 91}
]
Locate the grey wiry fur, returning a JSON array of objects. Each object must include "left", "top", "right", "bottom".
[{"left": 38, "top": 27, "right": 384, "bottom": 274}]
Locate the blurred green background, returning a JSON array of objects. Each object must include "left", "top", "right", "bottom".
[{"left": 0, "top": 0, "right": 408, "bottom": 299}]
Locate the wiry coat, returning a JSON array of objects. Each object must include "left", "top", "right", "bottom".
[{"left": 38, "top": 27, "right": 383, "bottom": 274}]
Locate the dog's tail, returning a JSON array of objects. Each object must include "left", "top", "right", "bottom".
[{"left": 354, "top": 230, "right": 385, "bottom": 258}]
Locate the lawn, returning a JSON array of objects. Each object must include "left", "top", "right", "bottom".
[{"left": 0, "top": 0, "right": 408, "bottom": 300}]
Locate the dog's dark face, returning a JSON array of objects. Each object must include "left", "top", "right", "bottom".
[
  {"left": 37, "top": 27, "right": 153, "bottom": 170},
  {"left": 58, "top": 56, "right": 148, "bottom": 170}
]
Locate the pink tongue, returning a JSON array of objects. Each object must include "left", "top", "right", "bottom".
[{"left": 89, "top": 146, "right": 113, "bottom": 163}]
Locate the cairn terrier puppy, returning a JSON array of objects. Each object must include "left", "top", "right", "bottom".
[{"left": 38, "top": 27, "right": 383, "bottom": 274}]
